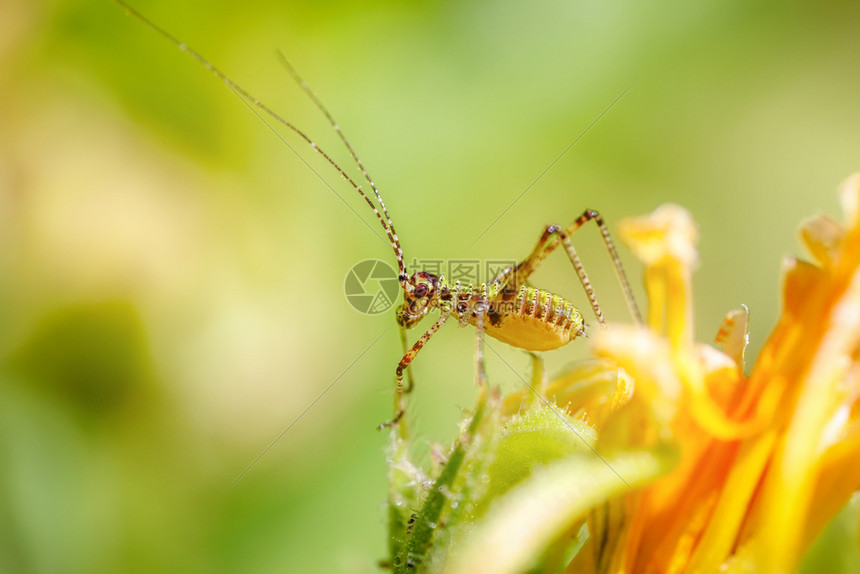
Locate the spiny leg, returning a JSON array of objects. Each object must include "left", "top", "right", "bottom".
[
  {"left": 399, "top": 324, "right": 416, "bottom": 394},
  {"left": 472, "top": 303, "right": 492, "bottom": 416},
  {"left": 499, "top": 221, "right": 604, "bottom": 321},
  {"left": 379, "top": 312, "right": 450, "bottom": 433},
  {"left": 504, "top": 223, "right": 605, "bottom": 325},
  {"left": 474, "top": 304, "right": 488, "bottom": 390},
  {"left": 508, "top": 225, "right": 563, "bottom": 285},
  {"left": 558, "top": 234, "right": 605, "bottom": 325},
  {"left": 572, "top": 210, "right": 642, "bottom": 325},
  {"left": 508, "top": 209, "right": 643, "bottom": 325}
]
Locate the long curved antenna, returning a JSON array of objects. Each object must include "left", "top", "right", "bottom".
[
  {"left": 113, "top": 1, "right": 408, "bottom": 280},
  {"left": 275, "top": 52, "right": 406, "bottom": 282}
]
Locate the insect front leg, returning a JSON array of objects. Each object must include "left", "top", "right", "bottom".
[
  {"left": 399, "top": 324, "right": 415, "bottom": 394},
  {"left": 506, "top": 209, "right": 642, "bottom": 325},
  {"left": 379, "top": 312, "right": 451, "bottom": 433}
]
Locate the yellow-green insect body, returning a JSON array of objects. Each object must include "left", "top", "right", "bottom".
[
  {"left": 386, "top": 208, "right": 643, "bottom": 427},
  {"left": 396, "top": 271, "right": 585, "bottom": 352},
  {"left": 115, "top": 1, "right": 640, "bottom": 430}
]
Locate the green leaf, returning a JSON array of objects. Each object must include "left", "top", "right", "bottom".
[
  {"left": 442, "top": 446, "right": 678, "bottom": 574},
  {"left": 391, "top": 388, "right": 494, "bottom": 573}
]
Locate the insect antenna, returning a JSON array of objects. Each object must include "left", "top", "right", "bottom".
[
  {"left": 113, "top": 0, "right": 407, "bottom": 280},
  {"left": 275, "top": 52, "right": 407, "bottom": 283}
]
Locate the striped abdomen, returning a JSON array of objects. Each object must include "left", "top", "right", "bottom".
[{"left": 472, "top": 285, "right": 585, "bottom": 351}]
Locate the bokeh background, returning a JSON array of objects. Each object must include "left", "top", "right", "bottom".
[{"left": 2, "top": 1, "right": 859, "bottom": 572}]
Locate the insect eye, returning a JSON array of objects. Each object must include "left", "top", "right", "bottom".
[{"left": 414, "top": 284, "right": 429, "bottom": 298}]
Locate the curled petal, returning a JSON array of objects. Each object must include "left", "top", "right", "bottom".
[
  {"left": 714, "top": 305, "right": 750, "bottom": 371},
  {"left": 619, "top": 205, "right": 699, "bottom": 269},
  {"left": 620, "top": 205, "right": 698, "bottom": 347},
  {"left": 839, "top": 172, "right": 860, "bottom": 228},
  {"left": 799, "top": 213, "right": 844, "bottom": 268}
]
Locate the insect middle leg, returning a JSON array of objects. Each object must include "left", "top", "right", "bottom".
[
  {"left": 504, "top": 209, "right": 643, "bottom": 325},
  {"left": 474, "top": 304, "right": 488, "bottom": 390},
  {"left": 470, "top": 304, "right": 491, "bottom": 414}
]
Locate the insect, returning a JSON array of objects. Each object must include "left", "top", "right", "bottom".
[{"left": 115, "top": 1, "right": 643, "bottom": 430}]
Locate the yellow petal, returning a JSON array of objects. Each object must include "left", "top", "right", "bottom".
[
  {"left": 620, "top": 206, "right": 698, "bottom": 347},
  {"left": 838, "top": 172, "right": 860, "bottom": 228},
  {"left": 714, "top": 305, "right": 750, "bottom": 371},
  {"left": 799, "top": 213, "right": 844, "bottom": 268}
]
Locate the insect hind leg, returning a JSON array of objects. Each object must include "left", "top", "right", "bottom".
[{"left": 506, "top": 209, "right": 643, "bottom": 326}]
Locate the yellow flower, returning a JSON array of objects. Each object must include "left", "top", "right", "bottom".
[
  {"left": 388, "top": 175, "right": 860, "bottom": 574},
  {"left": 574, "top": 173, "right": 860, "bottom": 573}
]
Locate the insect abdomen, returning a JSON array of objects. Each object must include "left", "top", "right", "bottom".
[{"left": 477, "top": 286, "right": 585, "bottom": 351}]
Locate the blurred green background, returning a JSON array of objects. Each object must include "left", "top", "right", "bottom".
[{"left": 1, "top": 1, "right": 859, "bottom": 572}]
